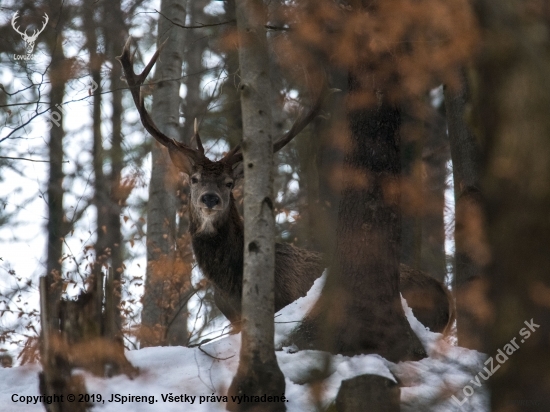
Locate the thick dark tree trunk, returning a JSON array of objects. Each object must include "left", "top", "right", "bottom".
[
  {"left": 293, "top": 81, "right": 426, "bottom": 363},
  {"left": 444, "top": 74, "right": 486, "bottom": 350},
  {"left": 310, "top": 69, "right": 348, "bottom": 260},
  {"left": 44, "top": 0, "right": 68, "bottom": 334},
  {"left": 227, "top": 0, "right": 285, "bottom": 410},
  {"left": 328, "top": 82, "right": 425, "bottom": 361},
  {"left": 474, "top": 0, "right": 550, "bottom": 409},
  {"left": 40, "top": 4, "right": 90, "bottom": 409},
  {"left": 419, "top": 108, "right": 448, "bottom": 282}
]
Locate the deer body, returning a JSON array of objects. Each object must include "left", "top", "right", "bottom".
[
  {"left": 187, "top": 164, "right": 322, "bottom": 324},
  {"left": 185, "top": 163, "right": 451, "bottom": 332},
  {"left": 117, "top": 38, "right": 454, "bottom": 334}
]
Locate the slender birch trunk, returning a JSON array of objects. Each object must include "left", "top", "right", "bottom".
[{"left": 227, "top": 0, "right": 285, "bottom": 410}]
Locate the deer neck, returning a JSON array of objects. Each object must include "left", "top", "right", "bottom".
[{"left": 189, "top": 197, "right": 244, "bottom": 295}]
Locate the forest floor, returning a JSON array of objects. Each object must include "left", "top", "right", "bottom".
[{"left": 0, "top": 274, "right": 487, "bottom": 411}]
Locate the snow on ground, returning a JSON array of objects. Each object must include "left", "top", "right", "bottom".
[{"left": 0, "top": 274, "right": 489, "bottom": 411}]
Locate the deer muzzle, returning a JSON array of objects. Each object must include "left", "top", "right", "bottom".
[{"left": 201, "top": 193, "right": 221, "bottom": 209}]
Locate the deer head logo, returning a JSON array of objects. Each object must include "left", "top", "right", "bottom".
[{"left": 11, "top": 11, "right": 49, "bottom": 55}]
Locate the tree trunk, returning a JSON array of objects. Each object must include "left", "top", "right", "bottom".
[
  {"left": 419, "top": 107, "right": 448, "bottom": 282},
  {"left": 170, "top": 0, "right": 210, "bottom": 345},
  {"left": 331, "top": 81, "right": 425, "bottom": 361},
  {"left": 44, "top": 0, "right": 68, "bottom": 334},
  {"left": 141, "top": 0, "right": 187, "bottom": 347},
  {"left": 221, "top": 0, "right": 243, "bottom": 149},
  {"left": 310, "top": 68, "right": 348, "bottom": 261},
  {"left": 40, "top": 5, "right": 89, "bottom": 409},
  {"left": 475, "top": 0, "right": 550, "bottom": 409},
  {"left": 180, "top": 0, "right": 209, "bottom": 147},
  {"left": 105, "top": 0, "right": 126, "bottom": 337},
  {"left": 83, "top": 0, "right": 109, "bottom": 290},
  {"left": 289, "top": 78, "right": 426, "bottom": 364},
  {"left": 401, "top": 102, "right": 448, "bottom": 282},
  {"left": 444, "top": 73, "right": 486, "bottom": 350},
  {"left": 227, "top": 0, "right": 285, "bottom": 410}
]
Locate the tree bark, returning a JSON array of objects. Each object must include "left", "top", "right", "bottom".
[
  {"left": 401, "top": 102, "right": 448, "bottom": 282},
  {"left": 419, "top": 107, "right": 448, "bottom": 282},
  {"left": 168, "top": 0, "right": 209, "bottom": 346},
  {"left": 330, "top": 81, "right": 425, "bottom": 361},
  {"left": 83, "top": 0, "right": 109, "bottom": 291},
  {"left": 40, "top": 4, "right": 89, "bottom": 409},
  {"left": 44, "top": 0, "right": 68, "bottom": 334},
  {"left": 141, "top": 0, "right": 187, "bottom": 347},
  {"left": 104, "top": 0, "right": 126, "bottom": 337},
  {"left": 444, "top": 73, "right": 486, "bottom": 350},
  {"left": 474, "top": 0, "right": 550, "bottom": 409},
  {"left": 227, "top": 0, "right": 285, "bottom": 410},
  {"left": 221, "top": 0, "right": 244, "bottom": 149}
]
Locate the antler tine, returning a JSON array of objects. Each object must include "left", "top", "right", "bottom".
[
  {"left": 11, "top": 12, "right": 24, "bottom": 36},
  {"left": 37, "top": 13, "right": 49, "bottom": 35},
  {"left": 222, "top": 144, "right": 243, "bottom": 167},
  {"left": 273, "top": 88, "right": 328, "bottom": 153},
  {"left": 117, "top": 37, "right": 200, "bottom": 160},
  {"left": 140, "top": 38, "right": 168, "bottom": 83},
  {"left": 223, "top": 88, "right": 329, "bottom": 167},
  {"left": 193, "top": 118, "right": 205, "bottom": 154}
]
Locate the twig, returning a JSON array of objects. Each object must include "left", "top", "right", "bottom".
[
  {"left": 155, "top": 9, "right": 235, "bottom": 29},
  {"left": 198, "top": 344, "right": 235, "bottom": 361},
  {"left": 0, "top": 156, "right": 69, "bottom": 163}
]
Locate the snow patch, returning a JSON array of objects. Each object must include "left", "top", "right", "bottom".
[{"left": 0, "top": 272, "right": 489, "bottom": 411}]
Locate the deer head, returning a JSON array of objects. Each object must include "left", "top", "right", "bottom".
[
  {"left": 11, "top": 12, "right": 49, "bottom": 54},
  {"left": 117, "top": 37, "right": 325, "bottom": 234}
]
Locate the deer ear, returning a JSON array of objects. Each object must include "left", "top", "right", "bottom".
[{"left": 168, "top": 149, "right": 195, "bottom": 175}]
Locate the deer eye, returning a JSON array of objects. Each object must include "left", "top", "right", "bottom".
[
  {"left": 226, "top": 182, "right": 233, "bottom": 189},
  {"left": 191, "top": 177, "right": 199, "bottom": 184}
]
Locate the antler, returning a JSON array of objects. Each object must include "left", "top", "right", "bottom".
[
  {"left": 193, "top": 118, "right": 205, "bottom": 155},
  {"left": 11, "top": 12, "right": 48, "bottom": 40},
  {"left": 28, "top": 13, "right": 49, "bottom": 41},
  {"left": 11, "top": 12, "right": 25, "bottom": 37},
  {"left": 116, "top": 37, "right": 204, "bottom": 166},
  {"left": 118, "top": 37, "right": 327, "bottom": 173},
  {"left": 222, "top": 89, "right": 328, "bottom": 167}
]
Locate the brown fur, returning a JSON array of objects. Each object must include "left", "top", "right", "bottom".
[
  {"left": 189, "top": 190, "right": 453, "bottom": 334},
  {"left": 189, "top": 191, "right": 323, "bottom": 324},
  {"left": 399, "top": 264, "right": 455, "bottom": 334}
]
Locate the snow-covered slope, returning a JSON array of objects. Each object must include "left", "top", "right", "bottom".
[{"left": 0, "top": 274, "right": 488, "bottom": 411}]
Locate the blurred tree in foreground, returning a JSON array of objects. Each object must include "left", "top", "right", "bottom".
[{"left": 474, "top": 0, "right": 550, "bottom": 409}]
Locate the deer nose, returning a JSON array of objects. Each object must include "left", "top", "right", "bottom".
[{"left": 201, "top": 193, "right": 220, "bottom": 209}]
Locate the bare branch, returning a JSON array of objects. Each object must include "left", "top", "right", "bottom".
[
  {"left": 0, "top": 156, "right": 70, "bottom": 163},
  {"left": 155, "top": 9, "right": 235, "bottom": 29}
]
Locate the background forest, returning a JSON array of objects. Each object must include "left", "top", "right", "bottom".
[{"left": 0, "top": 0, "right": 549, "bottom": 411}]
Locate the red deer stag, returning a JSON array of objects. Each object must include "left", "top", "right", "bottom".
[{"left": 117, "top": 38, "right": 454, "bottom": 334}]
